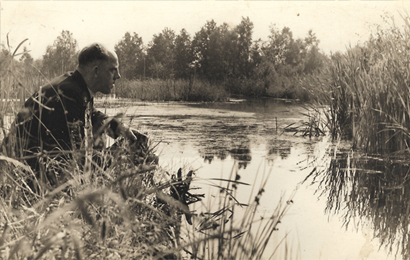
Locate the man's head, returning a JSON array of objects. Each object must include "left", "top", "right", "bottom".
[{"left": 77, "top": 43, "right": 121, "bottom": 95}]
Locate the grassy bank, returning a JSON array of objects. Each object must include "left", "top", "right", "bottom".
[
  {"left": 114, "top": 79, "right": 229, "bottom": 102},
  {"left": 114, "top": 77, "right": 310, "bottom": 102},
  {"left": 309, "top": 15, "right": 410, "bottom": 155}
]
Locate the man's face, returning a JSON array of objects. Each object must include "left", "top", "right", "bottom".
[{"left": 95, "top": 53, "right": 121, "bottom": 94}]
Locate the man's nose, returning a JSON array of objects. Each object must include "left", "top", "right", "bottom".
[{"left": 115, "top": 71, "right": 121, "bottom": 80}]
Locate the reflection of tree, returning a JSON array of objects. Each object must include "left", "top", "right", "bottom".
[
  {"left": 199, "top": 148, "right": 228, "bottom": 164},
  {"left": 267, "top": 139, "right": 292, "bottom": 160},
  {"left": 307, "top": 149, "right": 410, "bottom": 259},
  {"left": 229, "top": 147, "right": 252, "bottom": 169},
  {"left": 197, "top": 135, "right": 251, "bottom": 167},
  {"left": 202, "top": 154, "right": 214, "bottom": 164}
]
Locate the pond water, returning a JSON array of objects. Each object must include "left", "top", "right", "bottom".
[{"left": 100, "top": 98, "right": 401, "bottom": 260}]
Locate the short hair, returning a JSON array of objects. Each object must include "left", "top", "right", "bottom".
[{"left": 78, "top": 43, "right": 110, "bottom": 67}]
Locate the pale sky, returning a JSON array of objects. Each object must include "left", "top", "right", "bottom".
[{"left": 1, "top": 1, "right": 409, "bottom": 60}]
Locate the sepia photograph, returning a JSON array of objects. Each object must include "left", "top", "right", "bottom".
[{"left": 1, "top": 1, "right": 410, "bottom": 259}]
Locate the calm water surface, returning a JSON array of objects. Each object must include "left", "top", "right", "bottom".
[{"left": 101, "top": 98, "right": 401, "bottom": 260}]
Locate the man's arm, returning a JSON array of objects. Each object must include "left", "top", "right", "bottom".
[{"left": 91, "top": 109, "right": 144, "bottom": 143}]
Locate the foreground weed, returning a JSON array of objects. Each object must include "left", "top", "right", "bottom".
[
  {"left": 176, "top": 161, "right": 296, "bottom": 260},
  {"left": 0, "top": 142, "right": 198, "bottom": 259}
]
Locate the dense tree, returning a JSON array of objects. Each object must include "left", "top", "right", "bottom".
[
  {"left": 114, "top": 32, "right": 145, "bottom": 79},
  {"left": 192, "top": 20, "right": 239, "bottom": 81},
  {"left": 192, "top": 20, "right": 219, "bottom": 80},
  {"left": 42, "top": 30, "right": 78, "bottom": 78},
  {"left": 146, "top": 28, "right": 176, "bottom": 79},
  {"left": 219, "top": 23, "right": 239, "bottom": 78},
  {"left": 262, "top": 26, "right": 325, "bottom": 77},
  {"left": 235, "top": 17, "right": 254, "bottom": 78},
  {"left": 263, "top": 25, "right": 292, "bottom": 67},
  {"left": 303, "top": 30, "right": 324, "bottom": 74},
  {"left": 32, "top": 18, "right": 328, "bottom": 99},
  {"left": 174, "top": 29, "right": 194, "bottom": 79},
  {"left": 249, "top": 39, "right": 263, "bottom": 71}
]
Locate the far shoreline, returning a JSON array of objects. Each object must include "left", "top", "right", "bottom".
[{"left": 94, "top": 95, "right": 302, "bottom": 109}]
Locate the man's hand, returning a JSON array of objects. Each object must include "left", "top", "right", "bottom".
[
  {"left": 115, "top": 123, "right": 140, "bottom": 143},
  {"left": 109, "top": 120, "right": 156, "bottom": 165},
  {"left": 169, "top": 169, "right": 204, "bottom": 225}
]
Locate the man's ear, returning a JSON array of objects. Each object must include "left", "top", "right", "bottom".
[{"left": 92, "top": 65, "right": 99, "bottom": 78}]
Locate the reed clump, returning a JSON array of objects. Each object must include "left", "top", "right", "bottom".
[
  {"left": 309, "top": 14, "right": 410, "bottom": 156},
  {"left": 303, "top": 12, "right": 410, "bottom": 260},
  {"left": 172, "top": 162, "right": 297, "bottom": 260},
  {"left": 0, "top": 122, "right": 193, "bottom": 259}
]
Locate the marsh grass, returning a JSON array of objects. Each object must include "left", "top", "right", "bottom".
[
  {"left": 301, "top": 13, "right": 410, "bottom": 260},
  {"left": 0, "top": 140, "right": 296, "bottom": 259},
  {"left": 115, "top": 79, "right": 229, "bottom": 102},
  {"left": 0, "top": 133, "right": 184, "bottom": 259},
  {"left": 309, "top": 13, "right": 410, "bottom": 154},
  {"left": 115, "top": 76, "right": 310, "bottom": 102},
  {"left": 175, "top": 162, "right": 297, "bottom": 260},
  {"left": 1, "top": 36, "right": 44, "bottom": 143},
  {"left": 283, "top": 105, "right": 327, "bottom": 138}
]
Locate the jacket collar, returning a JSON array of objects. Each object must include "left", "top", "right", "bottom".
[
  {"left": 72, "top": 70, "right": 94, "bottom": 102},
  {"left": 72, "top": 70, "right": 93, "bottom": 104}
]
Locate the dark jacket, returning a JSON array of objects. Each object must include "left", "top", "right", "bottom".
[{"left": 4, "top": 70, "right": 118, "bottom": 167}]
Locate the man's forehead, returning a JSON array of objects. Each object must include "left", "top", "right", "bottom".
[
  {"left": 108, "top": 50, "right": 117, "bottom": 59},
  {"left": 108, "top": 52, "right": 119, "bottom": 64}
]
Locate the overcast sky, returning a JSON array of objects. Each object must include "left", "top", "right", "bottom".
[{"left": 1, "top": 1, "right": 409, "bottom": 60}]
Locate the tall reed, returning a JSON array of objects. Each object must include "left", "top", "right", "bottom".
[
  {"left": 310, "top": 14, "right": 410, "bottom": 156},
  {"left": 176, "top": 161, "right": 297, "bottom": 260},
  {"left": 1, "top": 37, "right": 44, "bottom": 143},
  {"left": 304, "top": 12, "right": 410, "bottom": 260},
  {"left": 0, "top": 142, "right": 295, "bottom": 259}
]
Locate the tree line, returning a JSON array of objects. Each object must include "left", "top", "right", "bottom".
[{"left": 1, "top": 17, "right": 329, "bottom": 99}]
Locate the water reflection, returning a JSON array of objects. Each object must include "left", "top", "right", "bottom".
[
  {"left": 308, "top": 147, "right": 410, "bottom": 259},
  {"left": 267, "top": 139, "right": 292, "bottom": 160},
  {"left": 198, "top": 137, "right": 252, "bottom": 168},
  {"left": 198, "top": 147, "right": 228, "bottom": 164},
  {"left": 109, "top": 99, "right": 386, "bottom": 259},
  {"left": 229, "top": 147, "right": 252, "bottom": 169},
  {"left": 188, "top": 97, "right": 298, "bottom": 117}
]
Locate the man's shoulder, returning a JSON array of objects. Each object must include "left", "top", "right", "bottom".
[{"left": 42, "top": 71, "right": 88, "bottom": 99}]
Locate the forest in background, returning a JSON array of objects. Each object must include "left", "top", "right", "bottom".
[{"left": 1, "top": 17, "right": 329, "bottom": 101}]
